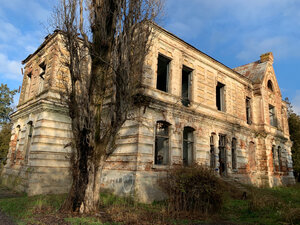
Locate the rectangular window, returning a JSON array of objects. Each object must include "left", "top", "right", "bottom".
[
  {"left": 155, "top": 121, "right": 170, "bottom": 165},
  {"left": 183, "top": 127, "right": 194, "bottom": 166},
  {"left": 181, "top": 66, "right": 192, "bottom": 106},
  {"left": 246, "top": 97, "right": 252, "bottom": 124},
  {"left": 25, "top": 72, "right": 32, "bottom": 99},
  {"left": 216, "top": 82, "right": 225, "bottom": 111},
  {"left": 156, "top": 55, "right": 170, "bottom": 92},
  {"left": 219, "top": 134, "right": 227, "bottom": 176},
  {"left": 232, "top": 138, "right": 237, "bottom": 170},
  {"left": 210, "top": 135, "right": 215, "bottom": 169},
  {"left": 39, "top": 62, "right": 46, "bottom": 93},
  {"left": 272, "top": 145, "right": 276, "bottom": 172},
  {"left": 277, "top": 147, "right": 282, "bottom": 172},
  {"left": 269, "top": 105, "right": 277, "bottom": 127}
]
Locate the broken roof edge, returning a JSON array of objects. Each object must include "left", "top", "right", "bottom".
[
  {"left": 22, "top": 22, "right": 253, "bottom": 84},
  {"left": 150, "top": 22, "right": 252, "bottom": 83},
  {"left": 22, "top": 30, "right": 64, "bottom": 65}
]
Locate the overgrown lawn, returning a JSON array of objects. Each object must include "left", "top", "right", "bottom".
[{"left": 0, "top": 184, "right": 299, "bottom": 224}]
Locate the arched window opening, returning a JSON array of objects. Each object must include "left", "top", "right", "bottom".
[
  {"left": 155, "top": 121, "right": 170, "bottom": 165},
  {"left": 232, "top": 138, "right": 237, "bottom": 170},
  {"left": 219, "top": 134, "right": 227, "bottom": 176},
  {"left": 277, "top": 146, "right": 282, "bottom": 172},
  {"left": 210, "top": 134, "right": 215, "bottom": 169},
  {"left": 25, "top": 121, "right": 33, "bottom": 163},
  {"left": 183, "top": 127, "right": 194, "bottom": 166},
  {"left": 272, "top": 145, "right": 276, "bottom": 172},
  {"left": 267, "top": 80, "right": 274, "bottom": 92}
]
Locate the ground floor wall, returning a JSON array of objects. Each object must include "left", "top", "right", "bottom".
[{"left": 1, "top": 102, "right": 295, "bottom": 201}]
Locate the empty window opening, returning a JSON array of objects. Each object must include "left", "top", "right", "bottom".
[
  {"left": 155, "top": 121, "right": 170, "bottom": 165},
  {"left": 39, "top": 62, "right": 46, "bottom": 93},
  {"left": 210, "top": 135, "right": 215, "bottom": 169},
  {"left": 181, "top": 66, "right": 192, "bottom": 106},
  {"left": 25, "top": 121, "right": 33, "bottom": 163},
  {"left": 232, "top": 138, "right": 237, "bottom": 170},
  {"left": 216, "top": 82, "right": 225, "bottom": 111},
  {"left": 277, "top": 146, "right": 282, "bottom": 172},
  {"left": 219, "top": 134, "right": 227, "bottom": 176},
  {"left": 39, "top": 62, "right": 46, "bottom": 78},
  {"left": 25, "top": 72, "right": 32, "bottom": 99},
  {"left": 156, "top": 55, "right": 170, "bottom": 92},
  {"left": 267, "top": 80, "right": 274, "bottom": 92},
  {"left": 272, "top": 145, "right": 276, "bottom": 172},
  {"left": 269, "top": 105, "right": 277, "bottom": 127},
  {"left": 183, "top": 127, "right": 194, "bottom": 166},
  {"left": 246, "top": 97, "right": 252, "bottom": 124}
]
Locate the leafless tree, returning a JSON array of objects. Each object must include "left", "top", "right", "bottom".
[{"left": 51, "top": 0, "right": 163, "bottom": 213}]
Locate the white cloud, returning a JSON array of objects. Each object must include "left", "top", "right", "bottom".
[
  {"left": 0, "top": 53, "right": 22, "bottom": 81},
  {"left": 164, "top": 0, "right": 300, "bottom": 62}
]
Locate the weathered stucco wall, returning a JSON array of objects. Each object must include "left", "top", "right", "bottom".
[{"left": 1, "top": 26, "right": 295, "bottom": 202}]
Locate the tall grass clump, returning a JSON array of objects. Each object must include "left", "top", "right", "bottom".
[{"left": 159, "top": 165, "right": 225, "bottom": 214}]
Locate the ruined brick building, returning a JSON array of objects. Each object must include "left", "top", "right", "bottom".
[{"left": 1, "top": 25, "right": 295, "bottom": 202}]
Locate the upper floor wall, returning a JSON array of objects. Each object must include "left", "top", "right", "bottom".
[{"left": 18, "top": 26, "right": 290, "bottom": 138}]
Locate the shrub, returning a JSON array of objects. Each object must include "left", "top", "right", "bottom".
[{"left": 159, "top": 164, "right": 225, "bottom": 214}]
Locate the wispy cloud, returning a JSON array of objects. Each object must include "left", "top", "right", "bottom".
[
  {"left": 0, "top": 53, "right": 22, "bottom": 81},
  {"left": 0, "top": 1, "right": 55, "bottom": 85},
  {"left": 164, "top": 0, "right": 300, "bottom": 62},
  {"left": 292, "top": 90, "right": 300, "bottom": 114}
]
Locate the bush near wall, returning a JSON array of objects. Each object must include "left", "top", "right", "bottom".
[{"left": 159, "top": 165, "right": 225, "bottom": 215}]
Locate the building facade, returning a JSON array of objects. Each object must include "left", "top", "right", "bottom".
[{"left": 1, "top": 25, "right": 295, "bottom": 202}]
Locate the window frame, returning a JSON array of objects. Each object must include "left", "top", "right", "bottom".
[
  {"left": 154, "top": 121, "right": 171, "bottom": 165},
  {"left": 246, "top": 97, "right": 252, "bottom": 124},
  {"left": 231, "top": 138, "right": 237, "bottom": 170},
  {"left": 156, "top": 54, "right": 171, "bottom": 93},
  {"left": 181, "top": 66, "right": 193, "bottom": 107},
  {"left": 182, "top": 126, "right": 194, "bottom": 166},
  {"left": 216, "top": 82, "right": 225, "bottom": 112},
  {"left": 269, "top": 104, "right": 277, "bottom": 127},
  {"left": 210, "top": 135, "right": 216, "bottom": 169}
]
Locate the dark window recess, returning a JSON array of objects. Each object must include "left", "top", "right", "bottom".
[
  {"left": 183, "top": 127, "right": 194, "bottom": 166},
  {"left": 216, "top": 82, "right": 225, "bottom": 111},
  {"left": 156, "top": 55, "right": 170, "bottom": 92},
  {"left": 246, "top": 97, "right": 252, "bottom": 124},
  {"left": 267, "top": 80, "right": 273, "bottom": 92},
  {"left": 272, "top": 145, "right": 276, "bottom": 172},
  {"left": 219, "top": 134, "right": 227, "bottom": 176},
  {"left": 155, "top": 121, "right": 170, "bottom": 165},
  {"left": 269, "top": 105, "right": 277, "bottom": 127},
  {"left": 27, "top": 72, "right": 32, "bottom": 79},
  {"left": 181, "top": 66, "right": 192, "bottom": 106},
  {"left": 277, "top": 147, "right": 282, "bottom": 172},
  {"left": 210, "top": 135, "right": 215, "bottom": 169},
  {"left": 39, "top": 62, "right": 46, "bottom": 79},
  {"left": 232, "top": 138, "right": 237, "bottom": 170}
]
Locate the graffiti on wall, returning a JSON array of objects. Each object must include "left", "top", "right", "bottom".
[{"left": 101, "top": 173, "right": 135, "bottom": 194}]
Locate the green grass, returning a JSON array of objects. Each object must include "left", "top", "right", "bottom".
[
  {"left": 64, "top": 217, "right": 119, "bottom": 225},
  {"left": 0, "top": 193, "right": 65, "bottom": 224},
  {"left": 0, "top": 184, "right": 299, "bottom": 224}
]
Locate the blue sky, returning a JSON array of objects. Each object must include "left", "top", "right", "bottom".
[{"left": 1, "top": 0, "right": 300, "bottom": 113}]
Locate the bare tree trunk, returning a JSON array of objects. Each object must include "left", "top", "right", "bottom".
[{"left": 52, "top": 0, "right": 163, "bottom": 214}]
